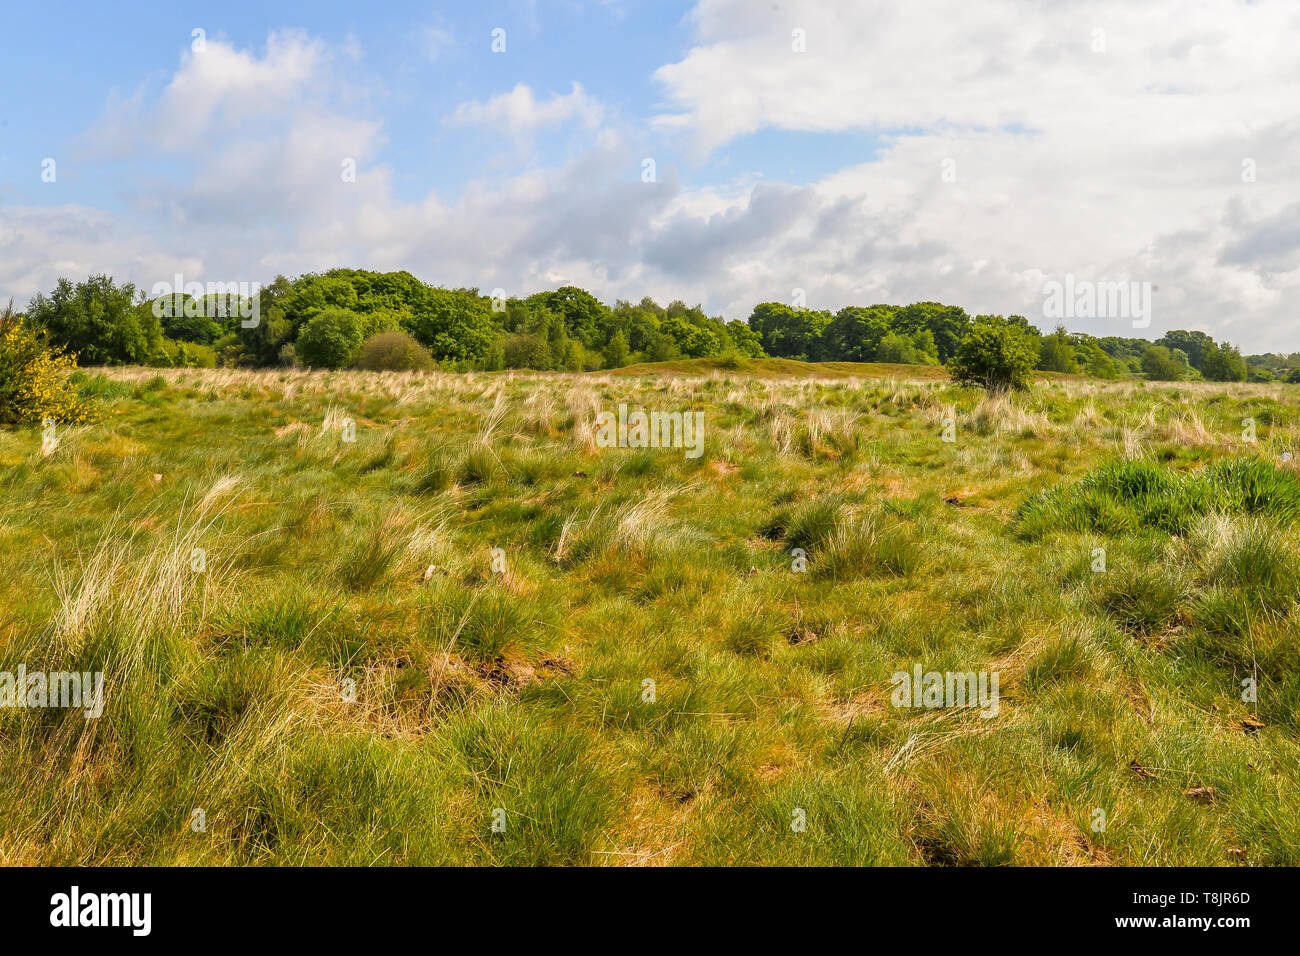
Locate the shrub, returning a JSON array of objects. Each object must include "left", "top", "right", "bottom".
[
  {"left": 0, "top": 301, "right": 99, "bottom": 426},
  {"left": 947, "top": 320, "right": 1038, "bottom": 391},
  {"left": 356, "top": 330, "right": 435, "bottom": 371},
  {"left": 503, "top": 333, "right": 553, "bottom": 370},
  {"left": 296, "top": 307, "right": 364, "bottom": 369},
  {"left": 153, "top": 338, "right": 217, "bottom": 368},
  {"left": 1140, "top": 345, "right": 1185, "bottom": 381}
]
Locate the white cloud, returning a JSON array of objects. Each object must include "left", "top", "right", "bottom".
[
  {"left": 644, "top": 0, "right": 1300, "bottom": 347},
  {"left": 91, "top": 31, "right": 329, "bottom": 154},
  {"left": 447, "top": 82, "right": 606, "bottom": 137}
]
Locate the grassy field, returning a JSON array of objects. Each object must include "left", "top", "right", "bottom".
[{"left": 1, "top": 360, "right": 1298, "bottom": 865}]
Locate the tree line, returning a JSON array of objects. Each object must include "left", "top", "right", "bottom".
[{"left": 15, "top": 269, "right": 1284, "bottom": 383}]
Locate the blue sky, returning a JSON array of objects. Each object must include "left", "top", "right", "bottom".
[
  {"left": 2, "top": 2, "right": 679, "bottom": 203},
  {"left": 2, "top": 0, "right": 1299, "bottom": 349},
  {"left": 0, "top": 1, "right": 882, "bottom": 209}
]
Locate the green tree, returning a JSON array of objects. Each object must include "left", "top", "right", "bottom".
[
  {"left": 602, "top": 330, "right": 631, "bottom": 368},
  {"left": 1140, "top": 345, "right": 1185, "bottom": 381},
  {"left": 1156, "top": 330, "right": 1215, "bottom": 371},
  {"left": 947, "top": 318, "right": 1039, "bottom": 391},
  {"left": 27, "top": 275, "right": 161, "bottom": 365},
  {"left": 660, "top": 315, "right": 721, "bottom": 357},
  {"left": 724, "top": 319, "right": 766, "bottom": 357},
  {"left": 746, "top": 302, "right": 830, "bottom": 359},
  {"left": 821, "top": 305, "right": 893, "bottom": 361},
  {"left": 891, "top": 302, "right": 971, "bottom": 362},
  {"left": 876, "top": 329, "right": 939, "bottom": 365},
  {"left": 1201, "top": 341, "right": 1248, "bottom": 382},
  {"left": 525, "top": 287, "right": 608, "bottom": 347},
  {"left": 401, "top": 287, "right": 496, "bottom": 362},
  {"left": 1036, "top": 325, "right": 1079, "bottom": 373},
  {"left": 1072, "top": 337, "right": 1119, "bottom": 379},
  {"left": 296, "top": 307, "right": 364, "bottom": 369}
]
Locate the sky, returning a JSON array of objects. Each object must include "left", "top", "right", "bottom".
[{"left": 1, "top": 0, "right": 1298, "bottom": 350}]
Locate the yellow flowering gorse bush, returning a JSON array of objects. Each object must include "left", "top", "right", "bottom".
[{"left": 0, "top": 300, "right": 99, "bottom": 426}]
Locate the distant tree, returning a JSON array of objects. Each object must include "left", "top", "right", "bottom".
[
  {"left": 525, "top": 286, "right": 608, "bottom": 347},
  {"left": 401, "top": 287, "right": 496, "bottom": 362},
  {"left": 1097, "top": 336, "right": 1149, "bottom": 375},
  {"left": 1156, "top": 330, "right": 1215, "bottom": 371},
  {"left": 235, "top": 275, "right": 294, "bottom": 367},
  {"left": 891, "top": 302, "right": 971, "bottom": 362},
  {"left": 296, "top": 307, "right": 364, "bottom": 369},
  {"left": 947, "top": 318, "right": 1039, "bottom": 391},
  {"left": 821, "top": 305, "right": 893, "bottom": 361},
  {"left": 1072, "top": 337, "right": 1119, "bottom": 379},
  {"left": 660, "top": 316, "right": 721, "bottom": 357},
  {"left": 151, "top": 296, "right": 227, "bottom": 344},
  {"left": 1036, "top": 325, "right": 1079, "bottom": 373},
  {"left": 643, "top": 331, "right": 679, "bottom": 362},
  {"left": 724, "top": 319, "right": 766, "bottom": 358},
  {"left": 1140, "top": 345, "right": 1185, "bottom": 381},
  {"left": 746, "top": 302, "right": 831, "bottom": 358},
  {"left": 283, "top": 270, "right": 495, "bottom": 364},
  {"left": 876, "top": 329, "right": 939, "bottom": 365},
  {"left": 602, "top": 330, "right": 630, "bottom": 368},
  {"left": 27, "top": 275, "right": 160, "bottom": 365},
  {"left": 1201, "top": 341, "right": 1248, "bottom": 382}
]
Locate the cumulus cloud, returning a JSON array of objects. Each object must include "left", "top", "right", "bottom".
[
  {"left": 645, "top": 0, "right": 1300, "bottom": 347},
  {"left": 92, "top": 31, "right": 330, "bottom": 155}
]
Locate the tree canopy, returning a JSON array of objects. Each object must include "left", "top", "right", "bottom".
[{"left": 17, "top": 269, "right": 1284, "bottom": 385}]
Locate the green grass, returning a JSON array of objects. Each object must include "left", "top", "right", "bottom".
[
  {"left": 0, "top": 364, "right": 1297, "bottom": 865},
  {"left": 1015, "top": 457, "right": 1300, "bottom": 537}
]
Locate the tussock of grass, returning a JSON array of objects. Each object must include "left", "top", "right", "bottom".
[
  {"left": 813, "top": 515, "right": 923, "bottom": 581},
  {"left": 1016, "top": 457, "right": 1300, "bottom": 538}
]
